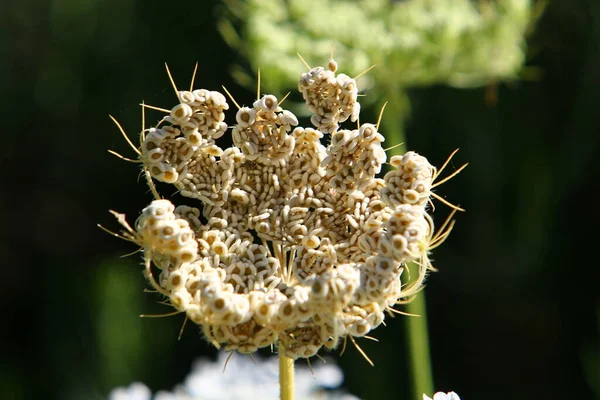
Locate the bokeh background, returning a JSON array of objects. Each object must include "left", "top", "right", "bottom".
[{"left": 1, "top": 0, "right": 598, "bottom": 399}]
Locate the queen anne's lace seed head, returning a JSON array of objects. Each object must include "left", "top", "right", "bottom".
[{"left": 109, "top": 57, "right": 461, "bottom": 360}]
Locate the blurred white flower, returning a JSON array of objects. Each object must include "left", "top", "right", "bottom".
[
  {"left": 108, "top": 351, "right": 359, "bottom": 400},
  {"left": 222, "top": 0, "right": 540, "bottom": 93},
  {"left": 109, "top": 382, "right": 152, "bottom": 400},
  {"left": 423, "top": 391, "right": 461, "bottom": 400}
]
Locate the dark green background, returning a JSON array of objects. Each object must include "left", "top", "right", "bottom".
[{"left": 0, "top": 1, "right": 598, "bottom": 399}]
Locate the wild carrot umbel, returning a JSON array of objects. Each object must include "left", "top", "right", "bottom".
[{"left": 104, "top": 55, "right": 464, "bottom": 398}]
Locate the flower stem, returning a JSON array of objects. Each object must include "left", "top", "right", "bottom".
[
  {"left": 406, "top": 290, "right": 434, "bottom": 398},
  {"left": 279, "top": 353, "right": 295, "bottom": 400}
]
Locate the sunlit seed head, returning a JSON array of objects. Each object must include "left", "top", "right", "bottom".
[{"left": 108, "top": 55, "right": 461, "bottom": 359}]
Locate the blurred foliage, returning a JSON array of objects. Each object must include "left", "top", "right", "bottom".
[
  {"left": 220, "top": 0, "right": 538, "bottom": 89},
  {"left": 219, "top": 0, "right": 546, "bottom": 158},
  {"left": 0, "top": 1, "right": 598, "bottom": 400}
]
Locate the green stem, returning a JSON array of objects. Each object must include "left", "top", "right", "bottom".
[
  {"left": 405, "top": 289, "right": 434, "bottom": 398},
  {"left": 279, "top": 353, "right": 295, "bottom": 400},
  {"left": 382, "top": 88, "right": 434, "bottom": 399}
]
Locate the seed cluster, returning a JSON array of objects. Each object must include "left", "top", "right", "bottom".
[
  {"left": 298, "top": 60, "right": 360, "bottom": 133},
  {"left": 112, "top": 58, "right": 457, "bottom": 360}
]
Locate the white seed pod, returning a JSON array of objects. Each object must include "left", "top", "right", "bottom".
[
  {"left": 145, "top": 148, "right": 164, "bottom": 163},
  {"left": 348, "top": 319, "right": 371, "bottom": 337},
  {"left": 170, "top": 103, "right": 193, "bottom": 124},
  {"left": 252, "top": 294, "right": 280, "bottom": 325},
  {"left": 161, "top": 126, "right": 181, "bottom": 137},
  {"left": 210, "top": 91, "right": 228, "bottom": 108},
  {"left": 153, "top": 220, "right": 180, "bottom": 242},
  {"left": 145, "top": 127, "right": 168, "bottom": 142},
  {"left": 213, "top": 122, "right": 227, "bottom": 138},
  {"left": 328, "top": 59, "right": 338, "bottom": 72},
  {"left": 377, "top": 237, "right": 394, "bottom": 258},
  {"left": 411, "top": 179, "right": 430, "bottom": 193},
  {"left": 335, "top": 73, "right": 351, "bottom": 87},
  {"left": 310, "top": 114, "right": 323, "bottom": 129},
  {"left": 241, "top": 141, "right": 258, "bottom": 157},
  {"left": 359, "top": 123, "right": 377, "bottom": 140},
  {"left": 230, "top": 188, "right": 250, "bottom": 205},
  {"left": 289, "top": 223, "right": 308, "bottom": 237},
  {"left": 390, "top": 155, "right": 403, "bottom": 168},
  {"left": 149, "top": 164, "right": 179, "bottom": 183},
  {"left": 212, "top": 241, "right": 228, "bottom": 257},
  {"left": 214, "top": 110, "right": 226, "bottom": 122},
  {"left": 167, "top": 270, "right": 186, "bottom": 290},
  {"left": 367, "top": 307, "right": 385, "bottom": 329},
  {"left": 392, "top": 235, "right": 408, "bottom": 262},
  {"left": 302, "top": 235, "right": 321, "bottom": 250},
  {"left": 203, "top": 230, "right": 221, "bottom": 246},
  {"left": 170, "top": 290, "right": 191, "bottom": 311},
  {"left": 254, "top": 94, "right": 278, "bottom": 112},
  {"left": 186, "top": 131, "right": 202, "bottom": 147},
  {"left": 330, "top": 129, "right": 350, "bottom": 147},
  {"left": 142, "top": 199, "right": 175, "bottom": 219},
  {"left": 186, "top": 276, "right": 201, "bottom": 295},
  {"left": 375, "top": 256, "right": 396, "bottom": 276},
  {"left": 177, "top": 141, "right": 194, "bottom": 162},
  {"left": 403, "top": 189, "right": 421, "bottom": 204},
  {"left": 402, "top": 151, "right": 428, "bottom": 169},
  {"left": 178, "top": 91, "right": 195, "bottom": 104},
  {"left": 192, "top": 89, "right": 209, "bottom": 103},
  {"left": 208, "top": 294, "right": 233, "bottom": 317},
  {"left": 180, "top": 120, "right": 199, "bottom": 134},
  {"left": 357, "top": 233, "right": 376, "bottom": 253},
  {"left": 175, "top": 228, "right": 194, "bottom": 247},
  {"left": 235, "top": 107, "right": 256, "bottom": 127},
  {"left": 174, "top": 244, "right": 197, "bottom": 264},
  {"left": 278, "top": 110, "right": 299, "bottom": 126},
  {"left": 205, "top": 145, "right": 223, "bottom": 157},
  {"left": 256, "top": 221, "right": 271, "bottom": 234},
  {"left": 310, "top": 66, "right": 325, "bottom": 77}
]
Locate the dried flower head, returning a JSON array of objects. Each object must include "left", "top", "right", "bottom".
[{"left": 105, "top": 56, "right": 463, "bottom": 361}]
